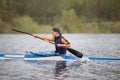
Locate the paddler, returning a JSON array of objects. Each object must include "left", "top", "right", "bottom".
[{"left": 32, "top": 27, "right": 71, "bottom": 56}]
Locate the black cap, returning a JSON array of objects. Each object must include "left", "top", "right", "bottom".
[{"left": 52, "top": 27, "right": 61, "bottom": 34}]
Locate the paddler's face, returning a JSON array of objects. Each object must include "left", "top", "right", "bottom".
[{"left": 52, "top": 31, "right": 58, "bottom": 37}]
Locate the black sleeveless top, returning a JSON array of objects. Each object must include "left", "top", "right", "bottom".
[{"left": 54, "top": 34, "right": 70, "bottom": 54}]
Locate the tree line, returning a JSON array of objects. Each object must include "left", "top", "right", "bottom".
[{"left": 0, "top": 0, "right": 120, "bottom": 33}]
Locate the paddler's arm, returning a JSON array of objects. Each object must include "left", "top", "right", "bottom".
[
  {"left": 57, "top": 38, "right": 71, "bottom": 48},
  {"left": 41, "top": 36, "right": 54, "bottom": 41},
  {"left": 33, "top": 34, "right": 54, "bottom": 41}
]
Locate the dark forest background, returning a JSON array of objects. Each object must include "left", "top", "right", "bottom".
[{"left": 0, "top": 0, "right": 120, "bottom": 33}]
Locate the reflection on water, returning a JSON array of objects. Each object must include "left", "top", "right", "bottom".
[
  {"left": 54, "top": 61, "right": 67, "bottom": 80},
  {"left": 0, "top": 34, "right": 120, "bottom": 80},
  {"left": 24, "top": 60, "right": 68, "bottom": 80}
]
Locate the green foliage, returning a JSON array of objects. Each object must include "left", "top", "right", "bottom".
[
  {"left": 0, "top": 0, "right": 120, "bottom": 33},
  {"left": 99, "top": 22, "right": 120, "bottom": 33},
  {"left": 12, "top": 16, "right": 52, "bottom": 33},
  {"left": 59, "top": 9, "right": 81, "bottom": 33},
  {"left": 13, "top": 16, "right": 41, "bottom": 33},
  {"left": 0, "top": 0, "right": 28, "bottom": 21},
  {"left": 83, "top": 22, "right": 100, "bottom": 33},
  {"left": 0, "top": 19, "right": 4, "bottom": 27},
  {"left": 0, "top": 19, "right": 4, "bottom": 33}
]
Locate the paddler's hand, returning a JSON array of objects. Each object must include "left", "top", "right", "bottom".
[
  {"left": 57, "top": 44, "right": 65, "bottom": 47},
  {"left": 33, "top": 34, "right": 38, "bottom": 38}
]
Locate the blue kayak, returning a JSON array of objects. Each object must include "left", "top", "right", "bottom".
[
  {"left": 0, "top": 53, "right": 77, "bottom": 61},
  {"left": 0, "top": 53, "right": 120, "bottom": 61}
]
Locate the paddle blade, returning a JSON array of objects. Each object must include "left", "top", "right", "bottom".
[{"left": 67, "top": 48, "right": 83, "bottom": 58}]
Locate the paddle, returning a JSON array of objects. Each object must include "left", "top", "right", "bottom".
[{"left": 12, "top": 28, "right": 83, "bottom": 58}]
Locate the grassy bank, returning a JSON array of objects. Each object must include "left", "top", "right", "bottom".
[{"left": 0, "top": 16, "right": 120, "bottom": 33}]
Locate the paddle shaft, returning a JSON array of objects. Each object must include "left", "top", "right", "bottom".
[
  {"left": 12, "top": 28, "right": 83, "bottom": 58},
  {"left": 12, "top": 28, "right": 54, "bottom": 44}
]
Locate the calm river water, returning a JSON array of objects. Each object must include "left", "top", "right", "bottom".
[{"left": 0, "top": 34, "right": 120, "bottom": 80}]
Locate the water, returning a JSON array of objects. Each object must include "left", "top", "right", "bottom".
[{"left": 0, "top": 34, "right": 120, "bottom": 80}]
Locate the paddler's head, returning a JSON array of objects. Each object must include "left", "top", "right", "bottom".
[{"left": 52, "top": 27, "right": 61, "bottom": 37}]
